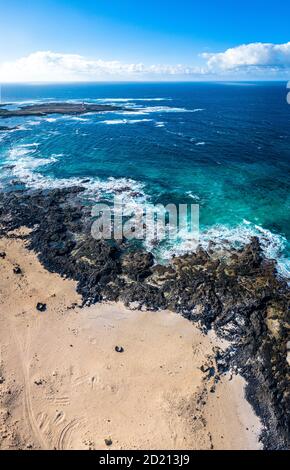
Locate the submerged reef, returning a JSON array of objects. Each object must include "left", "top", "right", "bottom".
[{"left": 0, "top": 102, "right": 137, "bottom": 119}]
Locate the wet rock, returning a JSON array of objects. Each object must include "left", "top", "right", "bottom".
[
  {"left": 0, "top": 251, "right": 6, "bottom": 258},
  {"left": 115, "top": 346, "right": 124, "bottom": 353},
  {"left": 121, "top": 282, "right": 166, "bottom": 311},
  {"left": 3, "top": 164, "right": 16, "bottom": 170},
  {"left": 10, "top": 180, "right": 24, "bottom": 186},
  {"left": 121, "top": 250, "right": 154, "bottom": 281}
]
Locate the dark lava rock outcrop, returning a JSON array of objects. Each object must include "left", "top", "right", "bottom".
[
  {"left": 0, "top": 187, "right": 289, "bottom": 449},
  {"left": 0, "top": 125, "right": 19, "bottom": 132}
]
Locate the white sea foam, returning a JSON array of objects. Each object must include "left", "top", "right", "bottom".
[
  {"left": 27, "top": 120, "right": 42, "bottom": 126},
  {"left": 69, "top": 116, "right": 89, "bottom": 122},
  {"left": 9, "top": 146, "right": 35, "bottom": 159},
  {"left": 95, "top": 98, "right": 171, "bottom": 103},
  {"left": 157, "top": 221, "right": 290, "bottom": 280},
  {"left": 99, "top": 118, "right": 153, "bottom": 125},
  {"left": 9, "top": 98, "right": 55, "bottom": 106},
  {"left": 5, "top": 146, "right": 57, "bottom": 184},
  {"left": 138, "top": 106, "right": 194, "bottom": 113},
  {"left": 195, "top": 141, "right": 206, "bottom": 146},
  {"left": 45, "top": 117, "right": 57, "bottom": 123},
  {"left": 28, "top": 115, "right": 91, "bottom": 125},
  {"left": 18, "top": 142, "right": 39, "bottom": 148},
  {"left": 185, "top": 191, "right": 200, "bottom": 201},
  {"left": 120, "top": 111, "right": 149, "bottom": 115},
  {"left": 4, "top": 145, "right": 148, "bottom": 209}
]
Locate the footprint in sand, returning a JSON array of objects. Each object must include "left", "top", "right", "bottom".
[
  {"left": 53, "top": 411, "right": 65, "bottom": 426},
  {"left": 46, "top": 395, "right": 70, "bottom": 406}
]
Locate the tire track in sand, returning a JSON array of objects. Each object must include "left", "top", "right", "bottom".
[{"left": 11, "top": 319, "right": 49, "bottom": 450}]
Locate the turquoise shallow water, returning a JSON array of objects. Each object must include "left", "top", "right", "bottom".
[{"left": 0, "top": 82, "right": 290, "bottom": 276}]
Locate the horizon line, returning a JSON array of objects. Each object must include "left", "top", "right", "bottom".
[{"left": 0, "top": 79, "right": 288, "bottom": 85}]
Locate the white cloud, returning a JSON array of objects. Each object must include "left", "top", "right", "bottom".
[
  {"left": 202, "top": 42, "right": 290, "bottom": 72},
  {"left": 0, "top": 51, "right": 204, "bottom": 82},
  {"left": 0, "top": 43, "right": 290, "bottom": 82}
]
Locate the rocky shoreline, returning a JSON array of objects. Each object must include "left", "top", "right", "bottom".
[{"left": 0, "top": 186, "right": 289, "bottom": 449}]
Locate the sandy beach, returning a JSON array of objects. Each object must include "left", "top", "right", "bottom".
[{"left": 0, "top": 230, "right": 262, "bottom": 450}]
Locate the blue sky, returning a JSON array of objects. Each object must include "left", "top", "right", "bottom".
[{"left": 0, "top": 0, "right": 290, "bottom": 81}]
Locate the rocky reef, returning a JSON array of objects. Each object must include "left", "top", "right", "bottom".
[
  {"left": 0, "top": 102, "right": 136, "bottom": 119},
  {"left": 0, "top": 125, "right": 19, "bottom": 132},
  {"left": 0, "top": 187, "right": 289, "bottom": 449}
]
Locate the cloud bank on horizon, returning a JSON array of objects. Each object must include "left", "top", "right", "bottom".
[{"left": 1, "top": 42, "right": 290, "bottom": 82}]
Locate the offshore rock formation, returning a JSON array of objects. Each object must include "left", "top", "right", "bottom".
[
  {"left": 0, "top": 125, "right": 19, "bottom": 131},
  {"left": 0, "top": 187, "right": 289, "bottom": 449},
  {"left": 0, "top": 102, "right": 136, "bottom": 119}
]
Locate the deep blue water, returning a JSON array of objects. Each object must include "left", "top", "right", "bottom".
[{"left": 0, "top": 82, "right": 289, "bottom": 275}]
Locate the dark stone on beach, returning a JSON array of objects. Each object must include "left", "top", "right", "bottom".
[
  {"left": 207, "top": 367, "right": 216, "bottom": 379},
  {"left": 34, "top": 379, "right": 44, "bottom": 386},
  {"left": 36, "top": 303, "right": 47, "bottom": 312},
  {"left": 0, "top": 251, "right": 6, "bottom": 258},
  {"left": 13, "top": 265, "right": 22, "bottom": 274},
  {"left": 0, "top": 186, "right": 289, "bottom": 449},
  {"left": 104, "top": 438, "right": 112, "bottom": 446},
  {"left": 115, "top": 346, "right": 124, "bottom": 353}
]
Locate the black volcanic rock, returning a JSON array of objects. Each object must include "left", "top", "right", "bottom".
[
  {"left": 36, "top": 303, "right": 47, "bottom": 312},
  {"left": 121, "top": 250, "right": 154, "bottom": 281},
  {"left": 0, "top": 186, "right": 289, "bottom": 449}
]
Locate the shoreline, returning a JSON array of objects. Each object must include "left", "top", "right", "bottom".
[{"left": 0, "top": 186, "right": 289, "bottom": 449}]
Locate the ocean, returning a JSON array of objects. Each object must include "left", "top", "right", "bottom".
[{"left": 0, "top": 82, "right": 289, "bottom": 277}]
